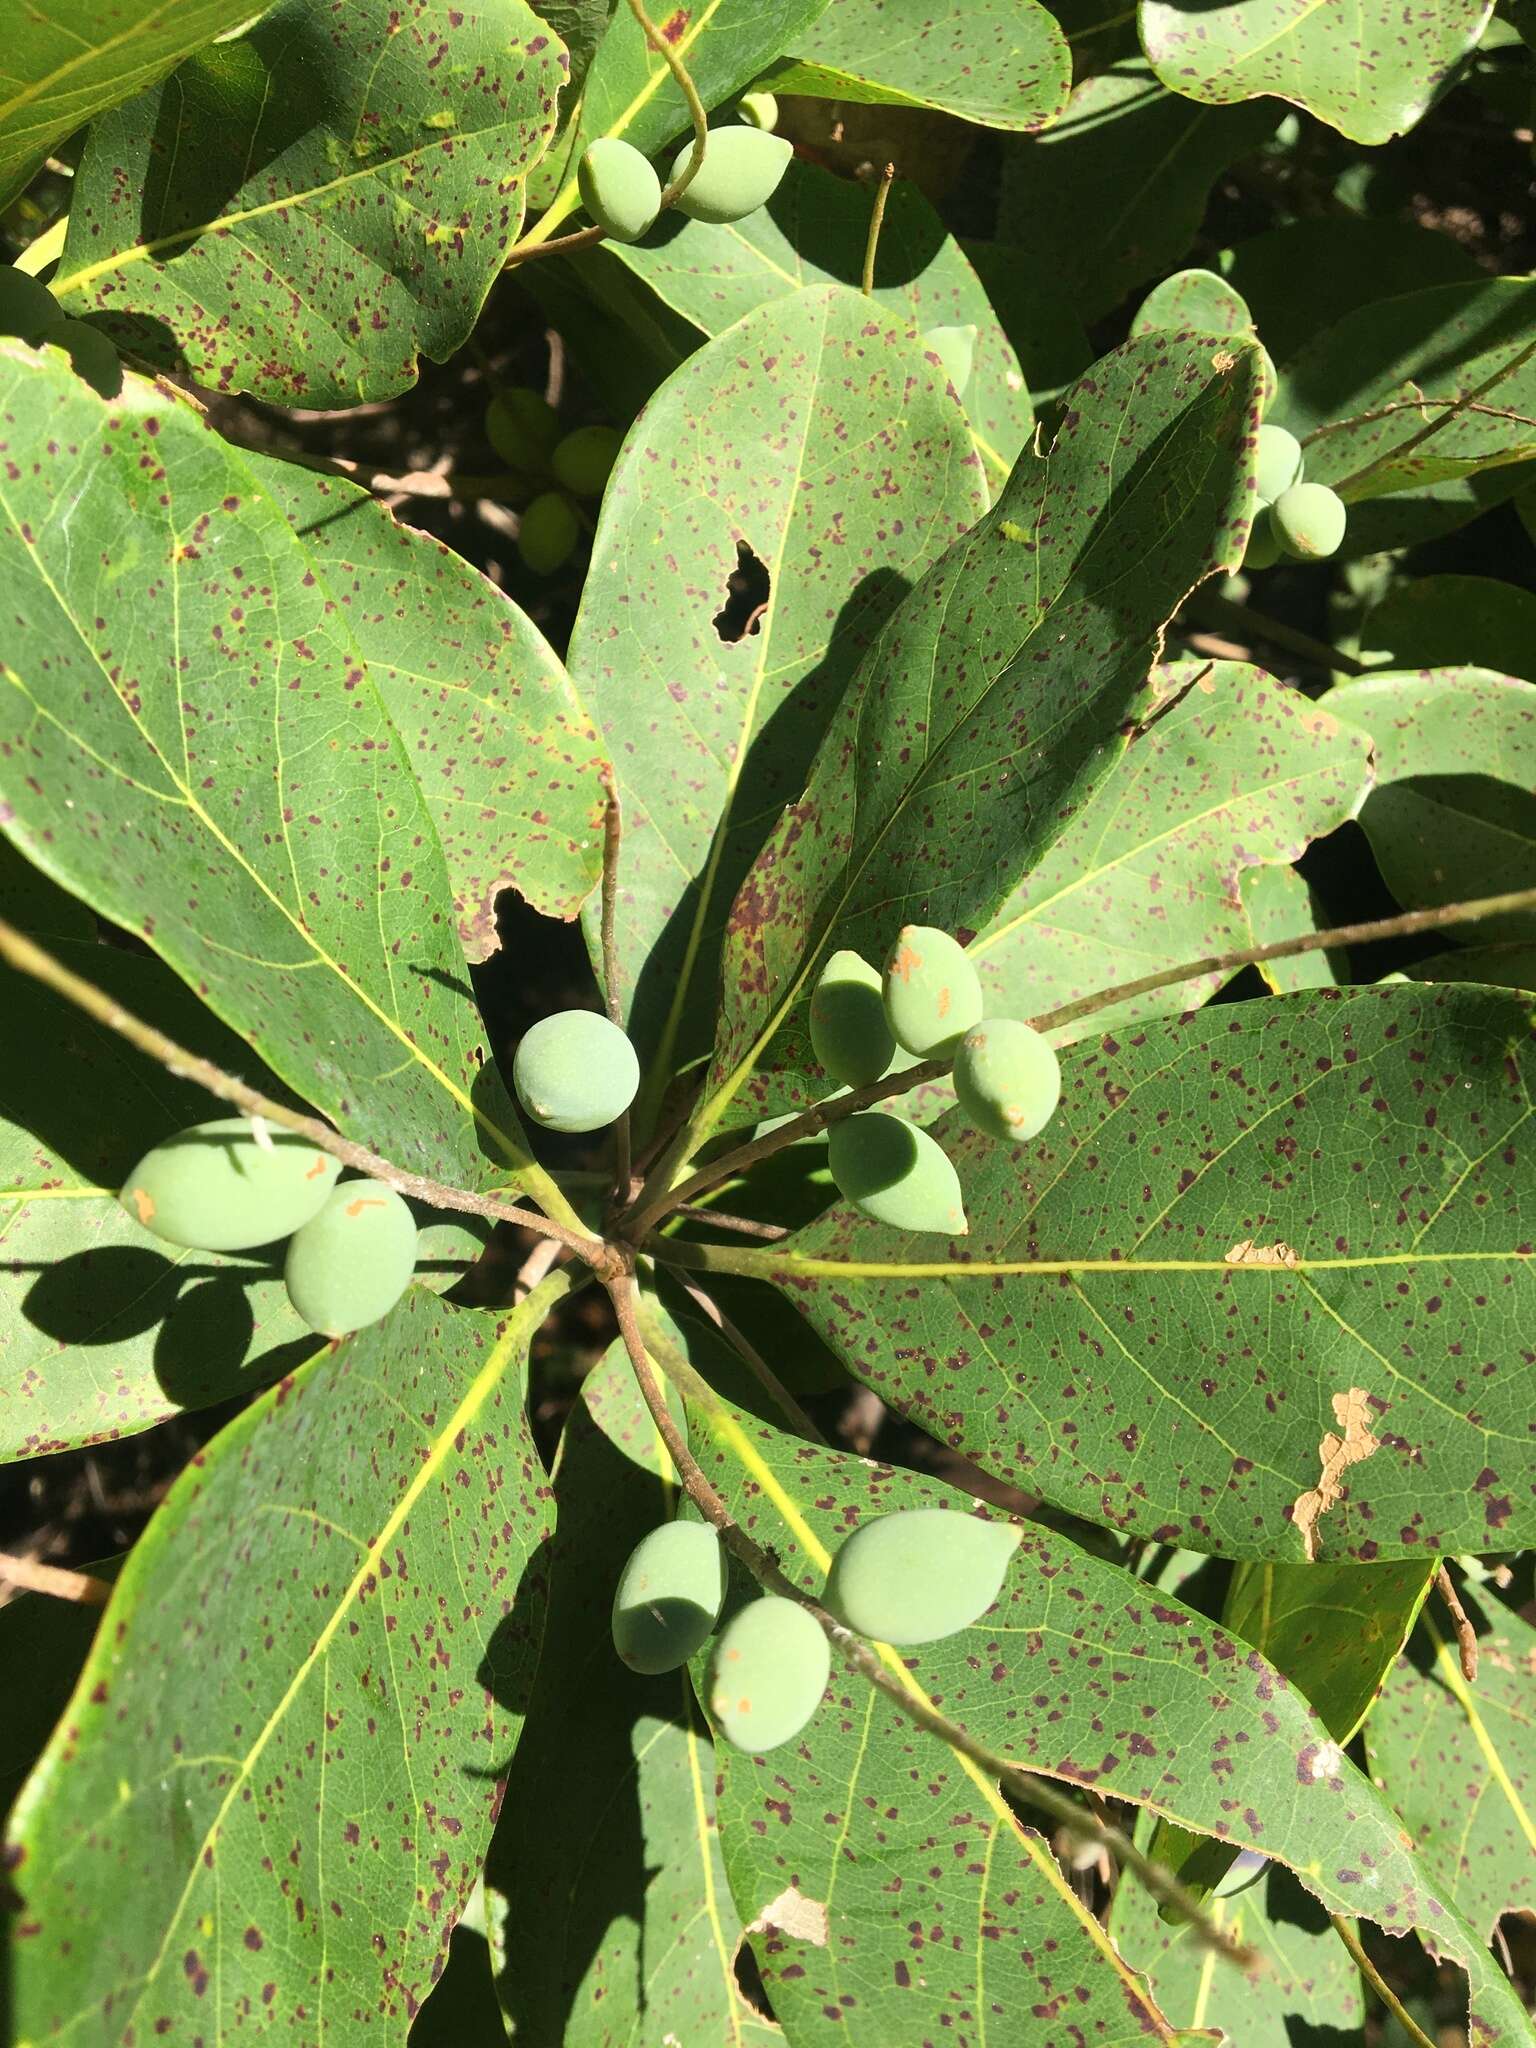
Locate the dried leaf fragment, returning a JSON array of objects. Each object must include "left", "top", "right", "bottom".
[
  {"left": 1292, "top": 1387, "right": 1380, "bottom": 1560},
  {"left": 748, "top": 1884, "right": 829, "bottom": 1946},
  {"left": 1225, "top": 1238, "right": 1299, "bottom": 1268}
]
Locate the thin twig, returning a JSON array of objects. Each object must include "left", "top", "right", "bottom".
[
  {"left": 1434, "top": 1566, "right": 1480, "bottom": 1682},
  {"left": 1329, "top": 336, "right": 1536, "bottom": 501},
  {"left": 0, "top": 1552, "right": 112, "bottom": 1606},
  {"left": 503, "top": 222, "right": 609, "bottom": 270},
  {"left": 1329, "top": 1914, "right": 1438, "bottom": 2048},
  {"left": 670, "top": 1205, "right": 790, "bottom": 1241},
  {"left": 622, "top": 883, "right": 1536, "bottom": 1240},
  {"left": 667, "top": 1269, "right": 826, "bottom": 1439},
  {"left": 605, "top": 1270, "right": 1256, "bottom": 1969},
  {"left": 1303, "top": 396, "right": 1536, "bottom": 444},
  {"left": 632, "top": 0, "right": 710, "bottom": 213},
  {"left": 1189, "top": 591, "right": 1368, "bottom": 676},
  {"left": 599, "top": 767, "right": 632, "bottom": 1203},
  {"left": 0, "top": 917, "right": 608, "bottom": 1263},
  {"left": 862, "top": 162, "right": 895, "bottom": 296}
]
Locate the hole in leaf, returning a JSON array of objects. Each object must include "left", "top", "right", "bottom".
[
  {"left": 713, "top": 538, "right": 770, "bottom": 642},
  {"left": 733, "top": 1936, "right": 776, "bottom": 2021}
]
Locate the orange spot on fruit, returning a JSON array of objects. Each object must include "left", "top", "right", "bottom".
[
  {"left": 305, "top": 1157, "right": 329, "bottom": 1180},
  {"left": 129, "top": 1186, "right": 154, "bottom": 1224},
  {"left": 344, "top": 1196, "right": 387, "bottom": 1218}
]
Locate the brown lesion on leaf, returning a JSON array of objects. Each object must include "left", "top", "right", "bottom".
[
  {"left": 1225, "top": 1238, "right": 1299, "bottom": 1268},
  {"left": 1291, "top": 1387, "right": 1380, "bottom": 1561},
  {"left": 748, "top": 1884, "right": 829, "bottom": 1946},
  {"left": 661, "top": 7, "right": 690, "bottom": 42}
]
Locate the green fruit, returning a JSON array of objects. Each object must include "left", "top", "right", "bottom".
[
  {"left": 612, "top": 1521, "right": 727, "bottom": 1673},
  {"left": 737, "top": 90, "right": 779, "bottom": 131},
  {"left": 551, "top": 424, "right": 622, "bottom": 498},
  {"left": 824, "top": 1508, "right": 1022, "bottom": 1645},
  {"left": 1243, "top": 503, "right": 1281, "bottom": 571},
  {"left": 56, "top": 318, "right": 120, "bottom": 399},
  {"left": 952, "top": 1018, "right": 1061, "bottom": 1143},
  {"left": 283, "top": 1182, "right": 418, "bottom": 1337},
  {"left": 1271, "top": 481, "right": 1347, "bottom": 561},
  {"left": 578, "top": 137, "right": 662, "bottom": 244},
  {"left": 119, "top": 1118, "right": 341, "bottom": 1252},
  {"left": 708, "top": 1596, "right": 830, "bottom": 1753},
  {"left": 921, "top": 323, "right": 976, "bottom": 400},
  {"left": 670, "top": 127, "right": 793, "bottom": 224},
  {"left": 1254, "top": 422, "right": 1303, "bottom": 502},
  {"left": 513, "top": 1009, "right": 640, "bottom": 1132},
  {"left": 0, "top": 266, "right": 64, "bottom": 345},
  {"left": 810, "top": 949, "right": 896, "bottom": 1087},
  {"left": 486, "top": 387, "right": 560, "bottom": 470},
  {"left": 827, "top": 1112, "right": 967, "bottom": 1236},
  {"left": 882, "top": 924, "right": 982, "bottom": 1058},
  {"left": 517, "top": 490, "right": 580, "bottom": 576}
]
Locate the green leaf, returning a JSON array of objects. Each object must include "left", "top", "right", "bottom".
[
  {"left": 1131, "top": 267, "right": 1255, "bottom": 339},
  {"left": 698, "top": 984, "right": 1536, "bottom": 1561},
  {"left": 704, "top": 337, "right": 1261, "bottom": 1140},
  {"left": 1110, "top": 1859, "right": 1368, "bottom": 2046},
  {"left": 762, "top": 0, "right": 1070, "bottom": 132},
  {"left": 591, "top": 158, "right": 1034, "bottom": 487},
  {"left": 529, "top": 0, "right": 617, "bottom": 98},
  {"left": 1367, "top": 1602, "right": 1536, "bottom": 1942},
  {"left": 998, "top": 66, "right": 1279, "bottom": 322},
  {"left": 8, "top": 1278, "right": 567, "bottom": 2042},
  {"left": 1241, "top": 863, "right": 1341, "bottom": 994},
  {"left": 1272, "top": 280, "right": 1536, "bottom": 502},
  {"left": 248, "top": 457, "right": 607, "bottom": 956},
  {"left": 1140, "top": 0, "right": 1490, "bottom": 144},
  {"left": 1360, "top": 574, "right": 1536, "bottom": 680},
  {"left": 485, "top": 1343, "right": 774, "bottom": 2045},
  {"left": 1318, "top": 670, "right": 1536, "bottom": 943},
  {"left": 660, "top": 1321, "right": 1531, "bottom": 2043},
  {"left": 962, "top": 237, "right": 1092, "bottom": 417},
  {"left": 0, "top": 0, "right": 258, "bottom": 211},
  {"left": 50, "top": 0, "right": 567, "bottom": 406},
  {"left": 1405, "top": 940, "right": 1536, "bottom": 992},
  {"left": 0, "top": 351, "right": 549, "bottom": 1195},
  {"left": 527, "top": 0, "right": 828, "bottom": 228},
  {"left": 566, "top": 284, "right": 986, "bottom": 1124}
]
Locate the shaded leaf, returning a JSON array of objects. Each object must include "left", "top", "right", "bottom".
[
  {"left": 566, "top": 284, "right": 986, "bottom": 1125},
  {"left": 998, "top": 65, "right": 1279, "bottom": 322},
  {"left": 705, "top": 336, "right": 1262, "bottom": 1139},
  {"left": 7, "top": 1279, "right": 566, "bottom": 2042},
  {"left": 250, "top": 457, "right": 607, "bottom": 956},
  {"left": 962, "top": 236, "right": 1092, "bottom": 416},
  {"left": 1241, "top": 863, "right": 1342, "bottom": 995},
  {"left": 593, "top": 158, "right": 1034, "bottom": 487},
  {"left": 1367, "top": 1603, "right": 1536, "bottom": 1944},
  {"left": 0, "top": 351, "right": 544, "bottom": 1193},
  {"left": 714, "top": 984, "right": 1536, "bottom": 1561},
  {"left": 1131, "top": 268, "right": 1256, "bottom": 340},
  {"left": 0, "top": 1561, "right": 120, "bottom": 1831},
  {"left": 52, "top": 0, "right": 567, "bottom": 406},
  {"left": 486, "top": 1343, "right": 775, "bottom": 2045},
  {"left": 1405, "top": 941, "right": 1536, "bottom": 992},
  {"left": 0, "top": 0, "right": 256, "bottom": 210},
  {"left": 1318, "top": 670, "right": 1536, "bottom": 943},
  {"left": 763, "top": 0, "right": 1070, "bottom": 132},
  {"left": 1360, "top": 574, "right": 1536, "bottom": 681},
  {"left": 530, "top": 0, "right": 617, "bottom": 98},
  {"left": 1140, "top": 0, "right": 1490, "bottom": 144}
]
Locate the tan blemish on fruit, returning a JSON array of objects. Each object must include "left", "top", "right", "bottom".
[
  {"left": 1291, "top": 1388, "right": 1380, "bottom": 1560},
  {"left": 1225, "top": 1238, "right": 1299, "bottom": 1268},
  {"left": 889, "top": 938, "right": 922, "bottom": 984},
  {"left": 129, "top": 1185, "right": 154, "bottom": 1225},
  {"left": 345, "top": 1196, "right": 388, "bottom": 1218},
  {"left": 936, "top": 986, "right": 951, "bottom": 1018},
  {"left": 305, "top": 1156, "right": 329, "bottom": 1180}
]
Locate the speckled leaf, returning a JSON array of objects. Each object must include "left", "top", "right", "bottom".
[
  {"left": 1131, "top": 269, "right": 1255, "bottom": 341},
  {"left": 250, "top": 456, "right": 607, "bottom": 956},
  {"left": 486, "top": 1343, "right": 775, "bottom": 2046},
  {"left": 566, "top": 284, "right": 985, "bottom": 1124},
  {"left": 1359, "top": 576, "right": 1536, "bottom": 685},
  {"left": 1367, "top": 1604, "right": 1536, "bottom": 1943},
  {"left": 708, "top": 983, "right": 1536, "bottom": 1562},
  {"left": 0, "top": 0, "right": 256, "bottom": 210},
  {"left": 50, "top": 0, "right": 567, "bottom": 406},
  {"left": 761, "top": 0, "right": 1070, "bottom": 132},
  {"left": 593, "top": 158, "right": 1034, "bottom": 491},
  {"left": 998, "top": 67, "right": 1279, "bottom": 321},
  {"left": 664, "top": 1332, "right": 1531, "bottom": 2044},
  {"left": 1141, "top": 0, "right": 1490, "bottom": 145},
  {"left": 7, "top": 1278, "right": 565, "bottom": 2044},
  {"left": 1110, "top": 1858, "right": 1367, "bottom": 2046},
  {"left": 1241, "top": 863, "right": 1341, "bottom": 994},
  {"left": 1318, "top": 670, "right": 1536, "bottom": 943},
  {"left": 0, "top": 351, "right": 548, "bottom": 1195},
  {"left": 0, "top": 842, "right": 319, "bottom": 1460},
  {"left": 704, "top": 336, "right": 1262, "bottom": 1141},
  {"left": 1272, "top": 281, "right": 1536, "bottom": 503},
  {"left": 528, "top": 0, "right": 828, "bottom": 226}
]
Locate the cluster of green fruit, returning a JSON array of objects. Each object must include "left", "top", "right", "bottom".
[
  {"left": 612, "top": 1506, "right": 1022, "bottom": 1753},
  {"left": 483, "top": 386, "right": 623, "bottom": 576},
  {"left": 1244, "top": 422, "right": 1347, "bottom": 568},
  {"left": 0, "top": 265, "right": 119, "bottom": 397},
  {"left": 810, "top": 925, "right": 1061, "bottom": 1237},
  {"left": 577, "top": 95, "right": 792, "bottom": 249},
  {"left": 512, "top": 1008, "right": 640, "bottom": 1133},
  {"left": 117, "top": 1120, "right": 419, "bottom": 1337}
]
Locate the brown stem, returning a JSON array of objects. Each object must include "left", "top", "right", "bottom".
[
  {"left": 1189, "top": 590, "right": 1368, "bottom": 677},
  {"left": 1434, "top": 1566, "right": 1480, "bottom": 1682},
  {"left": 862, "top": 162, "right": 895, "bottom": 296},
  {"left": 669, "top": 1205, "right": 789, "bottom": 1241},
  {"left": 599, "top": 767, "right": 632, "bottom": 1203},
  {"left": 1329, "top": 1915, "right": 1437, "bottom": 2048},
  {"left": 1303, "top": 396, "right": 1536, "bottom": 444},
  {"left": 606, "top": 1269, "right": 1256, "bottom": 1969},
  {"left": 1329, "top": 336, "right": 1536, "bottom": 501},
  {"left": 0, "top": 1552, "right": 112, "bottom": 1606},
  {"left": 0, "top": 916, "right": 607, "bottom": 1264}
]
